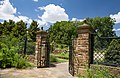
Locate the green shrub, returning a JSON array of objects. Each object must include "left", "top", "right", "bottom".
[
  {"left": 104, "top": 39, "right": 120, "bottom": 65},
  {"left": 16, "top": 56, "right": 32, "bottom": 69},
  {"left": 58, "top": 52, "right": 69, "bottom": 59},
  {"left": 0, "top": 36, "right": 32, "bottom": 69},
  {"left": 50, "top": 54, "right": 68, "bottom": 63},
  {"left": 0, "top": 46, "right": 32, "bottom": 68},
  {"left": 26, "top": 41, "right": 35, "bottom": 55},
  {"left": 0, "top": 46, "right": 18, "bottom": 68},
  {"left": 50, "top": 55, "right": 58, "bottom": 62}
]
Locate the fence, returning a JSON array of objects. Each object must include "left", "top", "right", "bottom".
[{"left": 92, "top": 35, "right": 120, "bottom": 67}]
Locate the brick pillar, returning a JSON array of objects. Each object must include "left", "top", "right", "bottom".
[
  {"left": 73, "top": 23, "right": 93, "bottom": 76},
  {"left": 35, "top": 30, "right": 49, "bottom": 67}
]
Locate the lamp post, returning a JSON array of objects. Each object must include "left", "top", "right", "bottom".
[
  {"left": 24, "top": 36, "right": 27, "bottom": 55},
  {"left": 23, "top": 29, "right": 28, "bottom": 55}
]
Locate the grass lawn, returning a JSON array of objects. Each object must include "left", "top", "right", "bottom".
[{"left": 50, "top": 54, "right": 68, "bottom": 63}]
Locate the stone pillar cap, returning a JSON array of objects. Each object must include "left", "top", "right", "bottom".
[
  {"left": 78, "top": 23, "right": 92, "bottom": 29},
  {"left": 77, "top": 23, "right": 93, "bottom": 33},
  {"left": 36, "top": 30, "right": 47, "bottom": 34}
]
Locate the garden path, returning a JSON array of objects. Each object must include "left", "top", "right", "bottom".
[{"left": 0, "top": 62, "right": 77, "bottom": 78}]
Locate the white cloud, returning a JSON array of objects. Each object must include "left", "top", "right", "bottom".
[
  {"left": 38, "top": 4, "right": 69, "bottom": 23},
  {"left": 33, "top": 0, "right": 38, "bottom": 2},
  {"left": 0, "top": 0, "right": 32, "bottom": 24},
  {"left": 0, "top": 1, "right": 69, "bottom": 29},
  {"left": 110, "top": 12, "right": 120, "bottom": 24},
  {"left": 38, "top": 7, "right": 44, "bottom": 10},
  {"left": 113, "top": 28, "right": 120, "bottom": 31},
  {"left": 0, "top": 0, "right": 17, "bottom": 21},
  {"left": 35, "top": 19, "right": 47, "bottom": 27},
  {"left": 0, "top": 0, "right": 16, "bottom": 15},
  {"left": 18, "top": 12, "right": 21, "bottom": 15},
  {"left": 0, "top": 0, "right": 44, "bottom": 27},
  {"left": 18, "top": 16, "right": 32, "bottom": 24},
  {"left": 71, "top": 18, "right": 84, "bottom": 22},
  {"left": 71, "top": 18, "right": 77, "bottom": 21}
]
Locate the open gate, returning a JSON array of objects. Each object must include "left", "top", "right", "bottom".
[{"left": 69, "top": 38, "right": 74, "bottom": 76}]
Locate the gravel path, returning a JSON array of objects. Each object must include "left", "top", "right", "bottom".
[{"left": 0, "top": 62, "right": 76, "bottom": 78}]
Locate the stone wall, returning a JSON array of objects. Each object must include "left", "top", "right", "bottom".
[
  {"left": 91, "top": 64, "right": 120, "bottom": 76},
  {"left": 71, "top": 23, "right": 120, "bottom": 77},
  {"left": 72, "top": 23, "right": 93, "bottom": 76},
  {"left": 35, "top": 30, "right": 49, "bottom": 67}
]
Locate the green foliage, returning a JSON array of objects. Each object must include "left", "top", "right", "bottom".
[
  {"left": 104, "top": 39, "right": 120, "bottom": 65},
  {"left": 2, "top": 20, "right": 16, "bottom": 36},
  {"left": 12, "top": 20, "right": 27, "bottom": 38},
  {"left": 86, "top": 17, "right": 116, "bottom": 49},
  {"left": 15, "top": 56, "right": 32, "bottom": 69},
  {"left": 48, "top": 17, "right": 116, "bottom": 48},
  {"left": 0, "top": 20, "right": 27, "bottom": 39},
  {"left": 0, "top": 20, "right": 40, "bottom": 41},
  {"left": 0, "top": 46, "right": 31, "bottom": 68},
  {"left": 86, "top": 17, "right": 115, "bottom": 37},
  {"left": 56, "top": 58, "right": 68, "bottom": 62},
  {"left": 78, "top": 66, "right": 120, "bottom": 78},
  {"left": 55, "top": 52, "right": 69, "bottom": 59},
  {"left": 50, "top": 55, "right": 58, "bottom": 62},
  {"left": 0, "top": 19, "right": 39, "bottom": 56},
  {"left": 28, "top": 20, "right": 40, "bottom": 41},
  {"left": 48, "top": 21, "right": 77, "bottom": 46},
  {"left": 0, "top": 36, "right": 32, "bottom": 69},
  {"left": 50, "top": 54, "right": 68, "bottom": 63},
  {"left": 26, "top": 41, "right": 35, "bottom": 55},
  {"left": 0, "top": 19, "right": 39, "bottom": 68},
  {"left": 0, "top": 46, "right": 18, "bottom": 68}
]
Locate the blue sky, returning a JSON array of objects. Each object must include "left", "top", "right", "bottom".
[{"left": 0, "top": 0, "right": 120, "bottom": 36}]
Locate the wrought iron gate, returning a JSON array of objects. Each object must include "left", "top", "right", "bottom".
[
  {"left": 92, "top": 35, "right": 120, "bottom": 67},
  {"left": 69, "top": 38, "right": 77, "bottom": 76},
  {"left": 69, "top": 39, "right": 74, "bottom": 76}
]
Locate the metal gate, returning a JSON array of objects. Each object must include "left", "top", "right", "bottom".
[
  {"left": 69, "top": 39, "right": 74, "bottom": 76},
  {"left": 69, "top": 38, "right": 77, "bottom": 76},
  {"left": 92, "top": 35, "right": 120, "bottom": 67}
]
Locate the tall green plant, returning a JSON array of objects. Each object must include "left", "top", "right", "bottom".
[{"left": 0, "top": 36, "right": 32, "bottom": 68}]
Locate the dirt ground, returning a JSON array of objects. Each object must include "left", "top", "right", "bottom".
[{"left": 0, "top": 62, "right": 77, "bottom": 78}]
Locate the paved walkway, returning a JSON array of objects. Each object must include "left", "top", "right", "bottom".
[{"left": 0, "top": 62, "right": 76, "bottom": 78}]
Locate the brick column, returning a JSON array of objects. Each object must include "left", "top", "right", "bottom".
[
  {"left": 73, "top": 23, "right": 93, "bottom": 76},
  {"left": 35, "top": 30, "right": 49, "bottom": 67}
]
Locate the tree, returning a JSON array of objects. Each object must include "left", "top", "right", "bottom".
[
  {"left": 85, "top": 17, "right": 116, "bottom": 49},
  {"left": 0, "top": 23, "right": 3, "bottom": 36},
  {"left": 0, "top": 35, "right": 31, "bottom": 68},
  {"left": 86, "top": 17, "right": 115, "bottom": 37},
  {"left": 48, "top": 21, "right": 77, "bottom": 46},
  {"left": 0, "top": 20, "right": 27, "bottom": 38},
  {"left": 12, "top": 20, "right": 27, "bottom": 38},
  {"left": 48, "top": 17, "right": 116, "bottom": 47},
  {"left": 28, "top": 20, "right": 40, "bottom": 41},
  {"left": 1, "top": 20, "right": 15, "bottom": 36}
]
